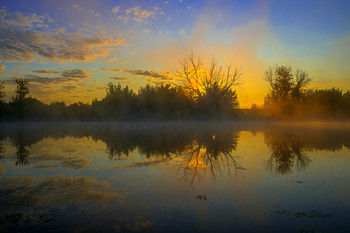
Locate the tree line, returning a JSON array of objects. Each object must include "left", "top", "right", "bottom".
[
  {"left": 251, "top": 65, "right": 350, "bottom": 120},
  {"left": 0, "top": 54, "right": 349, "bottom": 121}
]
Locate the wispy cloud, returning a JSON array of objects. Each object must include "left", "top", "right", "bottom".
[
  {"left": 32, "top": 69, "right": 60, "bottom": 74},
  {"left": 61, "top": 69, "right": 90, "bottom": 81},
  {"left": 112, "top": 6, "right": 120, "bottom": 13},
  {"left": 108, "top": 77, "right": 131, "bottom": 81},
  {"left": 0, "top": 8, "right": 46, "bottom": 28},
  {"left": 0, "top": 65, "right": 5, "bottom": 73},
  {"left": 124, "top": 69, "right": 171, "bottom": 78},
  {"left": 120, "top": 7, "right": 155, "bottom": 23},
  {"left": 100, "top": 68, "right": 174, "bottom": 85},
  {"left": 22, "top": 69, "right": 90, "bottom": 84},
  {"left": 23, "top": 75, "right": 64, "bottom": 84},
  {"left": 100, "top": 68, "right": 123, "bottom": 73}
]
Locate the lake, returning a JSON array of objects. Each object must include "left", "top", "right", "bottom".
[{"left": 0, "top": 122, "right": 349, "bottom": 233}]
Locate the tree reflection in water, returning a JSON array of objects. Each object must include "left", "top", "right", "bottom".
[
  {"left": 182, "top": 128, "right": 240, "bottom": 185},
  {"left": 264, "top": 129, "right": 310, "bottom": 174},
  {"left": 11, "top": 130, "right": 32, "bottom": 166},
  {"left": 263, "top": 125, "right": 350, "bottom": 174},
  {"left": 1, "top": 122, "right": 350, "bottom": 176},
  {"left": 14, "top": 143, "right": 30, "bottom": 166},
  {"left": 0, "top": 142, "right": 4, "bottom": 163},
  {"left": 87, "top": 124, "right": 242, "bottom": 184}
]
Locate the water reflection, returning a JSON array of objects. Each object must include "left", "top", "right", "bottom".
[
  {"left": 1, "top": 123, "right": 242, "bottom": 178},
  {"left": 1, "top": 123, "right": 350, "bottom": 175},
  {"left": 264, "top": 129, "right": 310, "bottom": 174},
  {"left": 0, "top": 175, "right": 124, "bottom": 231},
  {"left": 0, "top": 142, "right": 4, "bottom": 163},
  {"left": 0, "top": 123, "right": 350, "bottom": 232},
  {"left": 264, "top": 125, "right": 350, "bottom": 174},
  {"left": 182, "top": 128, "right": 240, "bottom": 184}
]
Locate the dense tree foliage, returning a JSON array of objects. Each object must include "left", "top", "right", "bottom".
[
  {"left": 0, "top": 79, "right": 230, "bottom": 121},
  {"left": 258, "top": 65, "right": 350, "bottom": 120},
  {"left": 264, "top": 65, "right": 311, "bottom": 117}
]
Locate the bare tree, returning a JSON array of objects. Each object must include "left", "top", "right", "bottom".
[
  {"left": 177, "top": 52, "right": 242, "bottom": 112},
  {"left": 178, "top": 52, "right": 242, "bottom": 97}
]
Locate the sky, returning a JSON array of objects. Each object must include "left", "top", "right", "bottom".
[{"left": 0, "top": 0, "right": 349, "bottom": 108}]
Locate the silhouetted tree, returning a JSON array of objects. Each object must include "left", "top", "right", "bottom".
[
  {"left": 97, "top": 82, "right": 137, "bottom": 119},
  {"left": 301, "top": 88, "right": 349, "bottom": 119},
  {"left": 13, "top": 79, "right": 29, "bottom": 102},
  {"left": 67, "top": 102, "right": 92, "bottom": 120},
  {"left": 177, "top": 52, "right": 241, "bottom": 117},
  {"left": 49, "top": 101, "right": 67, "bottom": 119},
  {"left": 0, "top": 81, "right": 5, "bottom": 117},
  {"left": 0, "top": 81, "right": 5, "bottom": 104},
  {"left": 10, "top": 78, "right": 30, "bottom": 118},
  {"left": 264, "top": 65, "right": 311, "bottom": 117},
  {"left": 343, "top": 91, "right": 350, "bottom": 116},
  {"left": 137, "top": 84, "right": 193, "bottom": 119}
]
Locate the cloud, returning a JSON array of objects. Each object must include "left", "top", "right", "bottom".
[
  {"left": 178, "top": 29, "right": 185, "bottom": 35},
  {"left": 0, "top": 25, "right": 125, "bottom": 63},
  {"left": 124, "top": 69, "right": 172, "bottom": 79},
  {"left": 100, "top": 69, "right": 175, "bottom": 85},
  {"left": 124, "top": 7, "right": 155, "bottom": 23},
  {"left": 87, "top": 10, "right": 100, "bottom": 17},
  {"left": 61, "top": 69, "right": 90, "bottom": 81},
  {"left": 23, "top": 75, "right": 64, "bottom": 84},
  {"left": 61, "top": 85, "right": 78, "bottom": 91},
  {"left": 108, "top": 77, "right": 131, "bottom": 81},
  {"left": 107, "top": 57, "right": 119, "bottom": 63},
  {"left": 0, "top": 65, "right": 5, "bottom": 73},
  {"left": 23, "top": 69, "right": 90, "bottom": 84},
  {"left": 0, "top": 9, "right": 45, "bottom": 28},
  {"left": 32, "top": 69, "right": 60, "bottom": 74},
  {"left": 100, "top": 68, "right": 123, "bottom": 73},
  {"left": 112, "top": 6, "right": 120, "bottom": 13}
]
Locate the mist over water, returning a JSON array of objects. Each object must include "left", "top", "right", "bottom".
[{"left": 0, "top": 122, "right": 350, "bottom": 233}]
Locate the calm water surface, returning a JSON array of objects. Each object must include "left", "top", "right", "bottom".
[{"left": 0, "top": 122, "right": 349, "bottom": 233}]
